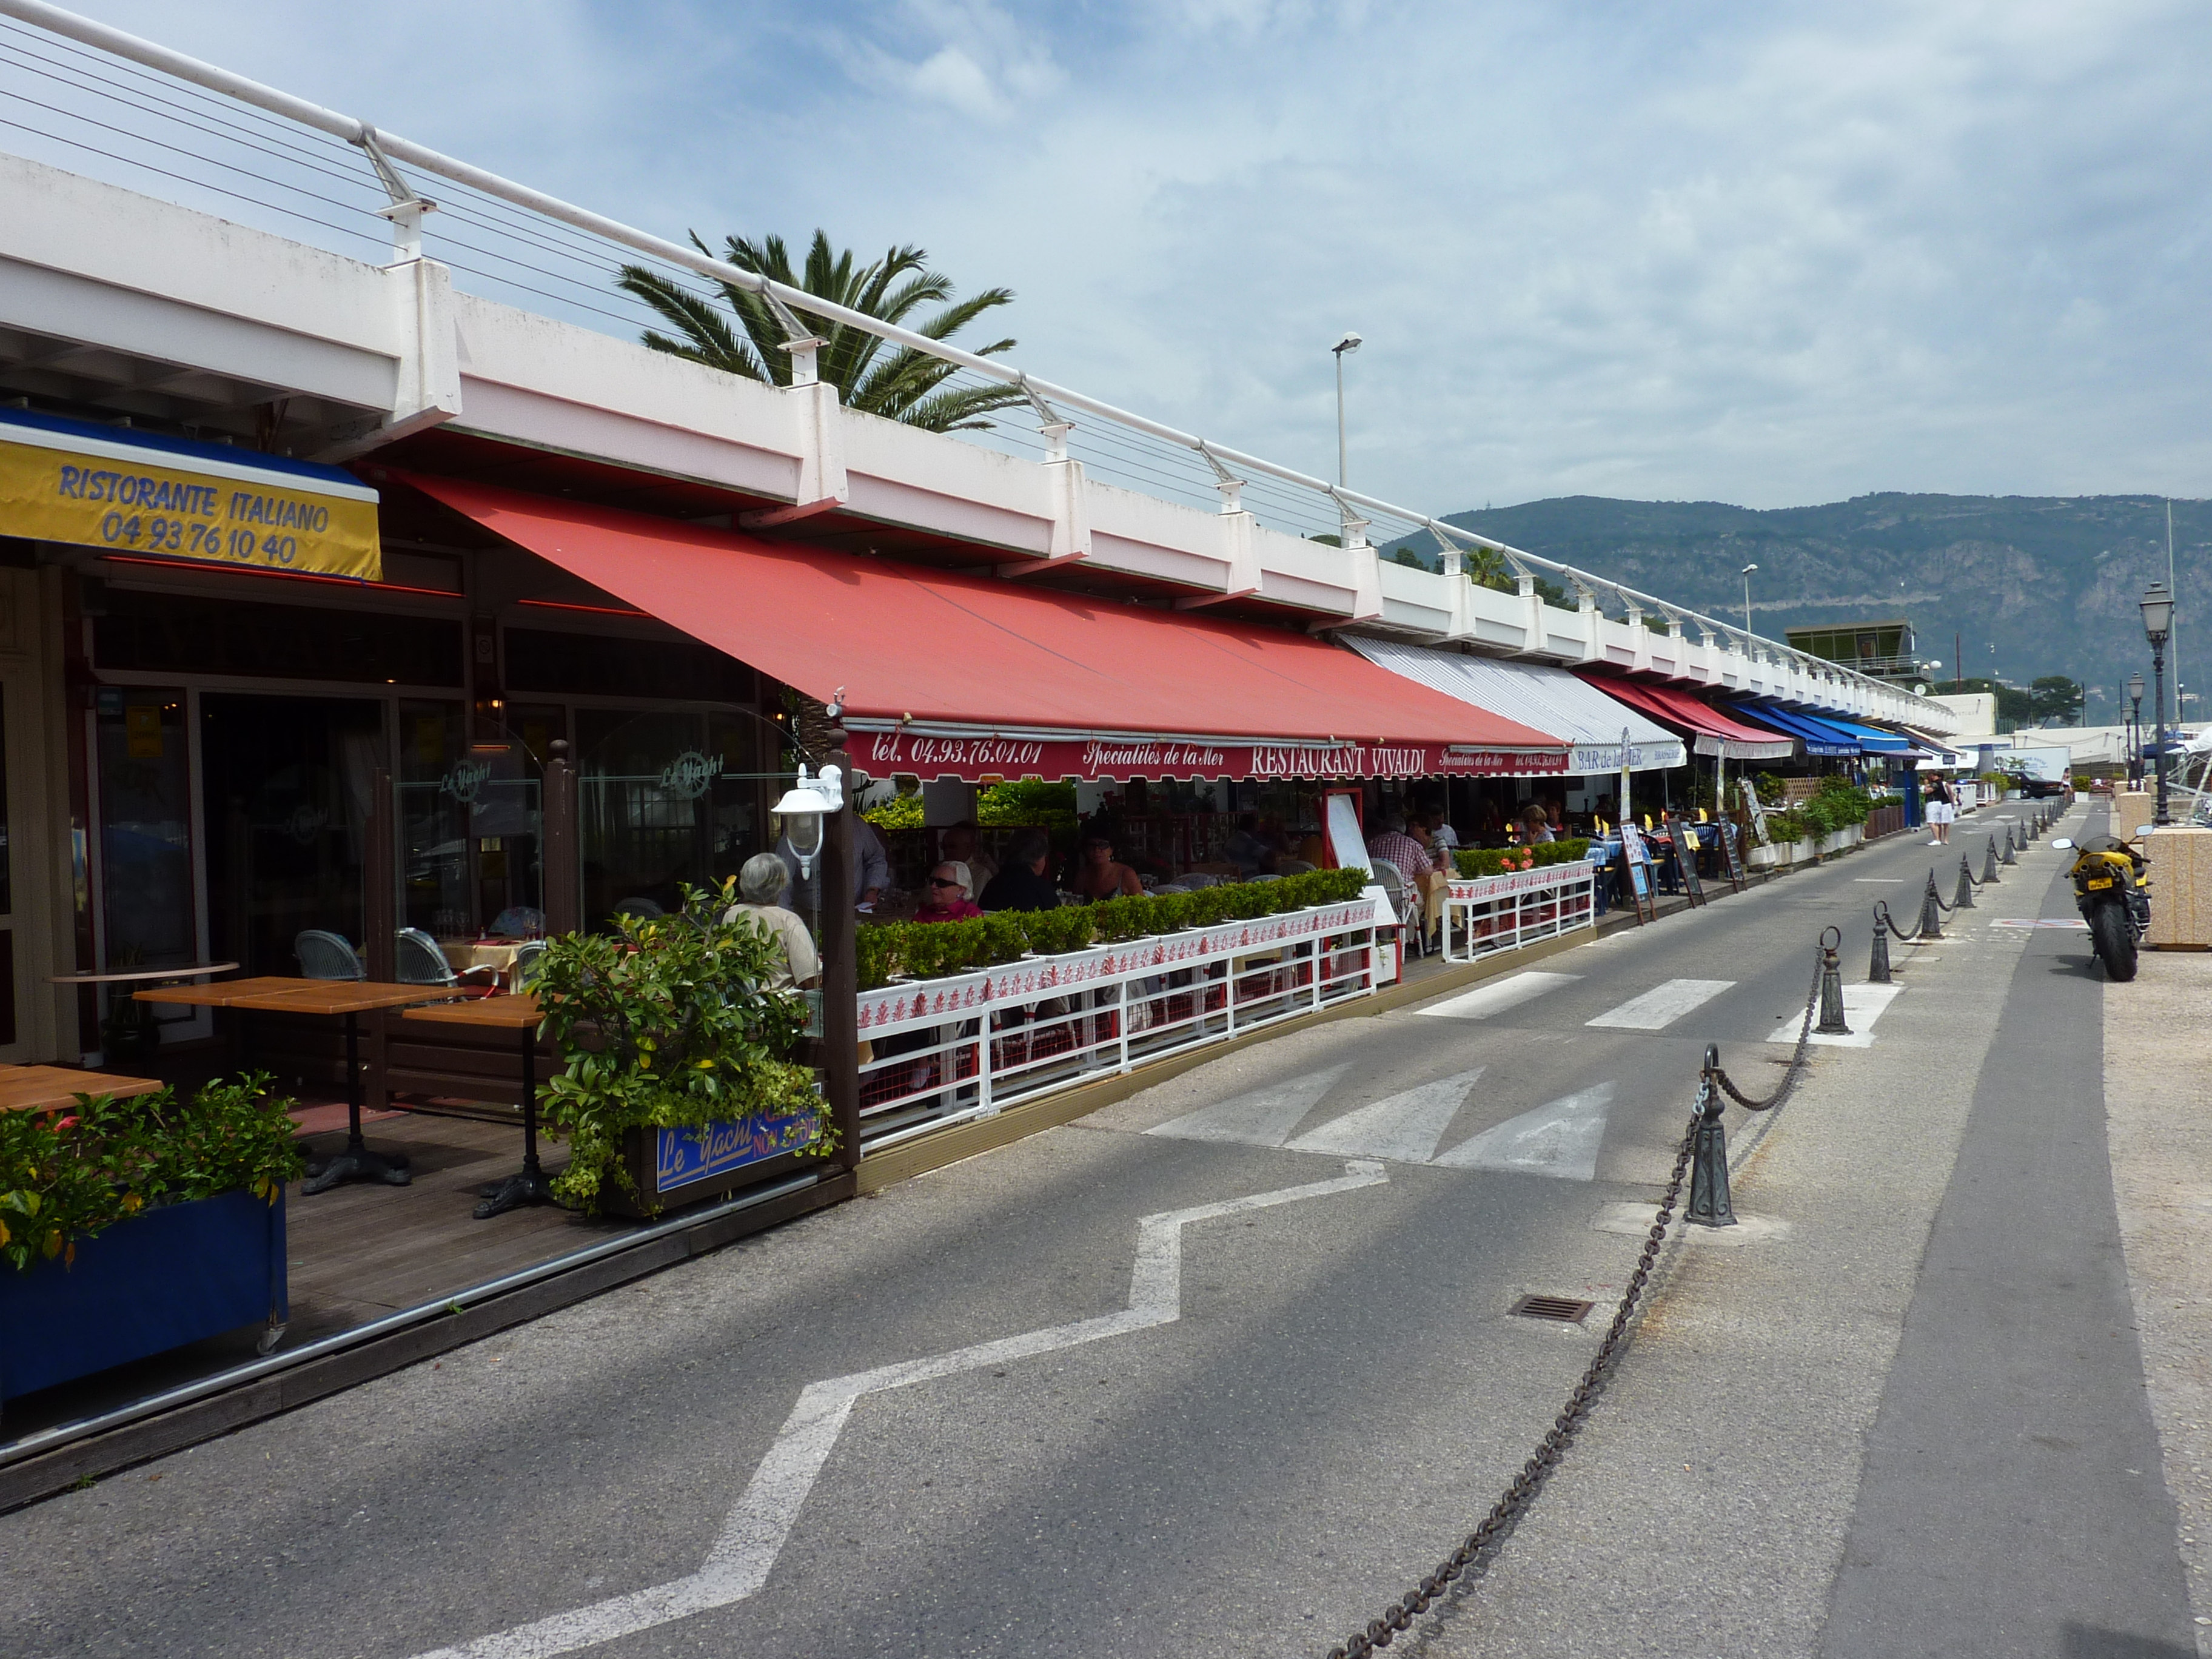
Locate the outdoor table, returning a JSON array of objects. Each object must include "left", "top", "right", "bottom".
[
  {"left": 132, "top": 974, "right": 324, "bottom": 1010},
  {"left": 224, "top": 981, "right": 464, "bottom": 1195},
  {"left": 49, "top": 962, "right": 239, "bottom": 987},
  {"left": 0, "top": 1063, "right": 164, "bottom": 1113},
  {"left": 400, "top": 993, "right": 552, "bottom": 1220}
]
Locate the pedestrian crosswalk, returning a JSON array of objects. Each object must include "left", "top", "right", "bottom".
[
  {"left": 1416, "top": 971, "right": 1579, "bottom": 1021},
  {"left": 1285, "top": 1068, "right": 1483, "bottom": 1163},
  {"left": 1586, "top": 979, "right": 1735, "bottom": 1031},
  {"left": 1430, "top": 1084, "right": 1613, "bottom": 1181},
  {"left": 1147, "top": 1065, "right": 1605, "bottom": 1178},
  {"left": 1765, "top": 982, "right": 1903, "bottom": 1049}
]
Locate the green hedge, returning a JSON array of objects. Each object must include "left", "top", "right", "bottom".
[
  {"left": 1452, "top": 838, "right": 1592, "bottom": 878},
  {"left": 856, "top": 866, "right": 1370, "bottom": 990}
]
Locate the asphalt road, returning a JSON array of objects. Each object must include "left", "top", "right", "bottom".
[{"left": 2, "top": 808, "right": 2197, "bottom": 1658}]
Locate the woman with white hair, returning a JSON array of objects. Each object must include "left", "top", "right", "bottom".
[{"left": 724, "top": 852, "right": 821, "bottom": 988}]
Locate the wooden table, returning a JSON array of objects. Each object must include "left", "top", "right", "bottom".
[
  {"left": 401, "top": 994, "right": 551, "bottom": 1219},
  {"left": 50, "top": 961, "right": 239, "bottom": 987},
  {"left": 0, "top": 1064, "right": 164, "bottom": 1113},
  {"left": 139, "top": 978, "right": 466, "bottom": 1194}
]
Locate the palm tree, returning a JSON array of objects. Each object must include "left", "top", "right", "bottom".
[{"left": 616, "top": 231, "right": 1024, "bottom": 432}]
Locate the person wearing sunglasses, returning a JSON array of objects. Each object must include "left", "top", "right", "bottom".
[{"left": 914, "top": 860, "right": 984, "bottom": 923}]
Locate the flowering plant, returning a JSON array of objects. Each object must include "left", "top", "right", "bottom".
[{"left": 0, "top": 1073, "right": 301, "bottom": 1272}]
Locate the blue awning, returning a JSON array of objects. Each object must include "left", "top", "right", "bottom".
[
  {"left": 1808, "top": 714, "right": 1912, "bottom": 754},
  {"left": 1731, "top": 702, "right": 1859, "bottom": 757}
]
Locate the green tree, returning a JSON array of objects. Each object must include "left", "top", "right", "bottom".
[
  {"left": 2028, "top": 675, "right": 2085, "bottom": 724},
  {"left": 616, "top": 231, "right": 1024, "bottom": 431}
]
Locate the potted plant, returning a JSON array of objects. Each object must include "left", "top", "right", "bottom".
[
  {"left": 1, "top": 1074, "right": 300, "bottom": 1402},
  {"left": 534, "top": 878, "right": 838, "bottom": 1218}
]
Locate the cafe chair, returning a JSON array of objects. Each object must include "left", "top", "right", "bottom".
[
  {"left": 1369, "top": 858, "right": 1426, "bottom": 960},
  {"left": 612, "top": 896, "right": 664, "bottom": 920},
  {"left": 511, "top": 939, "right": 549, "bottom": 989},
  {"left": 395, "top": 927, "right": 501, "bottom": 996},
  {"left": 295, "top": 930, "right": 367, "bottom": 981},
  {"left": 1275, "top": 858, "right": 1317, "bottom": 876},
  {"left": 489, "top": 905, "right": 546, "bottom": 938}
]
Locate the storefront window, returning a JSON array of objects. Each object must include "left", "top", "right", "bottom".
[
  {"left": 576, "top": 709, "right": 760, "bottom": 929},
  {"left": 395, "top": 702, "right": 546, "bottom": 937},
  {"left": 201, "top": 693, "right": 381, "bottom": 977},
  {"left": 96, "top": 689, "right": 192, "bottom": 968}
]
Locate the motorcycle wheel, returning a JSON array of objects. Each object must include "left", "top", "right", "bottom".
[{"left": 2089, "top": 901, "right": 2139, "bottom": 982}]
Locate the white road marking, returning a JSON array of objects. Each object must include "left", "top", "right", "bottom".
[
  {"left": 1766, "top": 982, "right": 1904, "bottom": 1048},
  {"left": 1852, "top": 878, "right": 1907, "bottom": 883},
  {"left": 1989, "top": 918, "right": 2089, "bottom": 930},
  {"left": 1432, "top": 1082, "right": 1612, "bottom": 1181},
  {"left": 1416, "top": 970, "right": 1580, "bottom": 1021},
  {"left": 1285, "top": 1068, "right": 1484, "bottom": 1163},
  {"left": 1586, "top": 978, "right": 1734, "bottom": 1031},
  {"left": 407, "top": 1163, "right": 1390, "bottom": 1659},
  {"left": 1144, "top": 1064, "right": 1350, "bottom": 1147}
]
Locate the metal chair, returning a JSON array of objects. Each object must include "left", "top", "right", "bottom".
[
  {"left": 611, "top": 896, "right": 664, "bottom": 920},
  {"left": 295, "top": 930, "right": 366, "bottom": 980},
  {"left": 395, "top": 927, "right": 500, "bottom": 994},
  {"left": 511, "top": 939, "right": 549, "bottom": 989},
  {"left": 1369, "top": 859, "right": 1426, "bottom": 959}
]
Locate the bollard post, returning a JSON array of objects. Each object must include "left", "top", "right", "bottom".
[
  {"left": 1815, "top": 925, "right": 1852, "bottom": 1034},
  {"left": 2026, "top": 813, "right": 2040, "bottom": 843},
  {"left": 2000, "top": 826, "right": 2017, "bottom": 865},
  {"left": 1869, "top": 907, "right": 1894, "bottom": 984},
  {"left": 1687, "top": 1046, "right": 1737, "bottom": 1228},
  {"left": 1954, "top": 853, "right": 1976, "bottom": 910},
  {"left": 1917, "top": 870, "right": 1945, "bottom": 939},
  {"left": 1982, "top": 837, "right": 2000, "bottom": 884}
]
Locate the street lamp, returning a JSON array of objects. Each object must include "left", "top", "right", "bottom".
[
  {"left": 2128, "top": 671, "right": 2145, "bottom": 788},
  {"left": 1331, "top": 332, "right": 1362, "bottom": 488},
  {"left": 772, "top": 762, "right": 846, "bottom": 877},
  {"left": 1740, "top": 563, "right": 1758, "bottom": 643},
  {"left": 2143, "top": 580, "right": 2175, "bottom": 825}
]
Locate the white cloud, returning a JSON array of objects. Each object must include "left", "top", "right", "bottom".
[{"left": 12, "top": 0, "right": 2212, "bottom": 513}]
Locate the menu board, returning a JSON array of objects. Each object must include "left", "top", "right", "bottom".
[{"left": 1667, "top": 816, "right": 1707, "bottom": 905}]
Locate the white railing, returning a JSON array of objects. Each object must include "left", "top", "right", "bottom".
[
  {"left": 853, "top": 900, "right": 1381, "bottom": 1153},
  {"left": 1440, "top": 865, "right": 1598, "bottom": 963},
  {"left": 0, "top": 0, "right": 1948, "bottom": 717}
]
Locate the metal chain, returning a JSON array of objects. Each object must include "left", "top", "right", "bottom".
[
  {"left": 1707, "top": 947, "right": 1823, "bottom": 1113},
  {"left": 1321, "top": 946, "right": 1826, "bottom": 1657},
  {"left": 1875, "top": 899, "right": 1923, "bottom": 943},
  {"left": 1322, "top": 1111, "right": 1701, "bottom": 1659}
]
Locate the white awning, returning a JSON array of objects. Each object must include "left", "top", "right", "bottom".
[{"left": 1343, "top": 638, "right": 1687, "bottom": 773}]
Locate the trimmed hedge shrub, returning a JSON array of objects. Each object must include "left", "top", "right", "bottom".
[
  {"left": 1452, "top": 837, "right": 1592, "bottom": 879},
  {"left": 855, "top": 865, "right": 1370, "bottom": 989}
]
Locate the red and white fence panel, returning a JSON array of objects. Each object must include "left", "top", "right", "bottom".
[{"left": 1440, "top": 863, "right": 1598, "bottom": 964}]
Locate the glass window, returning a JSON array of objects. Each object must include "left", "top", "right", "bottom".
[
  {"left": 96, "top": 689, "right": 191, "bottom": 967},
  {"left": 575, "top": 709, "right": 760, "bottom": 929},
  {"left": 96, "top": 588, "right": 463, "bottom": 685},
  {"left": 397, "top": 701, "right": 471, "bottom": 937}
]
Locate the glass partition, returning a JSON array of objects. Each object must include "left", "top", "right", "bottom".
[{"left": 575, "top": 708, "right": 763, "bottom": 930}]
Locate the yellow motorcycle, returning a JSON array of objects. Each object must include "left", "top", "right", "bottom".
[{"left": 2049, "top": 834, "right": 2150, "bottom": 981}]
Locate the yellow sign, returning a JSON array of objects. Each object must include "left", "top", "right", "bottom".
[{"left": 0, "top": 420, "right": 381, "bottom": 581}]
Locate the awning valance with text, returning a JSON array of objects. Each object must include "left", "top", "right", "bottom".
[{"left": 404, "top": 474, "right": 1568, "bottom": 782}]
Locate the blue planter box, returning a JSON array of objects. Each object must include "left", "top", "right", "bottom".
[
  {"left": 0, "top": 1188, "right": 287, "bottom": 1401},
  {"left": 613, "top": 1108, "right": 820, "bottom": 1216}
]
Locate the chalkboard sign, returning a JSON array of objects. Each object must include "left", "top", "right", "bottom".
[
  {"left": 1667, "top": 816, "right": 1708, "bottom": 906},
  {"left": 1619, "top": 824, "right": 1658, "bottom": 923},
  {"left": 1717, "top": 819, "right": 1748, "bottom": 891}
]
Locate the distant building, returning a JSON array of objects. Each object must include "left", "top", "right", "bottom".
[{"left": 1785, "top": 620, "right": 1921, "bottom": 685}]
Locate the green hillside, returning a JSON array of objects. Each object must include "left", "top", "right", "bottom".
[{"left": 1387, "top": 494, "right": 2209, "bottom": 720}]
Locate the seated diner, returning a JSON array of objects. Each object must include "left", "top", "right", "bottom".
[{"left": 915, "top": 861, "right": 985, "bottom": 923}]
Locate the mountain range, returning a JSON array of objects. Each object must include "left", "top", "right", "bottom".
[{"left": 1385, "top": 494, "right": 2208, "bottom": 722}]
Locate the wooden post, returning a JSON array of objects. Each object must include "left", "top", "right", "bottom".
[
  {"left": 543, "top": 739, "right": 579, "bottom": 936},
  {"left": 820, "top": 732, "right": 861, "bottom": 1173},
  {"left": 366, "top": 765, "right": 396, "bottom": 983}
]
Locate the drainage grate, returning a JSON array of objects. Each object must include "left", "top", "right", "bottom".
[{"left": 1510, "top": 1293, "right": 1597, "bottom": 1324}]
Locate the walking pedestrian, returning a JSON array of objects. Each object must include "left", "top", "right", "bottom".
[{"left": 1926, "top": 769, "right": 1956, "bottom": 846}]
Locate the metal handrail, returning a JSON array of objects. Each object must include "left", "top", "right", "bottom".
[{"left": 0, "top": 0, "right": 1940, "bottom": 716}]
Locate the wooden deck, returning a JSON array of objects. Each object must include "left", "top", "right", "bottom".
[{"left": 0, "top": 1108, "right": 635, "bottom": 1443}]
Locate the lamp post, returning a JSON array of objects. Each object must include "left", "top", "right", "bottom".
[
  {"left": 1740, "top": 563, "right": 1758, "bottom": 643},
  {"left": 2128, "top": 671, "right": 2145, "bottom": 788},
  {"left": 2144, "top": 581, "right": 2175, "bottom": 825},
  {"left": 1331, "top": 332, "right": 1362, "bottom": 488}
]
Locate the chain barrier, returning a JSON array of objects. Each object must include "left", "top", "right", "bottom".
[
  {"left": 1321, "top": 946, "right": 1830, "bottom": 1658},
  {"left": 1926, "top": 870, "right": 1959, "bottom": 915},
  {"left": 1875, "top": 897, "right": 1923, "bottom": 943}
]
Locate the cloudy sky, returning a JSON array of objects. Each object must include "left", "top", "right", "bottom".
[{"left": 11, "top": 0, "right": 2211, "bottom": 514}]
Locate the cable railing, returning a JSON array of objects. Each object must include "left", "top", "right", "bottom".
[{"left": 0, "top": 0, "right": 1943, "bottom": 717}]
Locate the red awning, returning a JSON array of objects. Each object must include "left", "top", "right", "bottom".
[
  {"left": 406, "top": 474, "right": 1568, "bottom": 781},
  {"left": 1581, "top": 675, "right": 1797, "bottom": 762}
]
